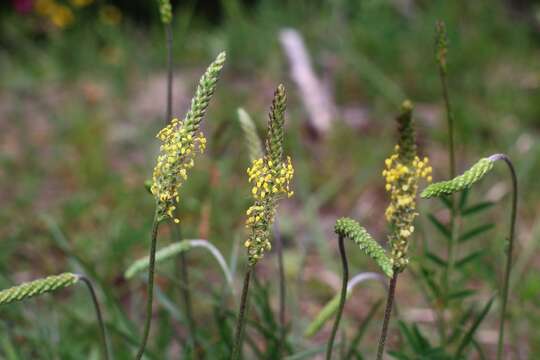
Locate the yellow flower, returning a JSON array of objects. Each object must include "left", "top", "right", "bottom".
[
  {"left": 383, "top": 101, "right": 432, "bottom": 271},
  {"left": 151, "top": 118, "right": 207, "bottom": 223},
  {"left": 244, "top": 156, "right": 294, "bottom": 265}
]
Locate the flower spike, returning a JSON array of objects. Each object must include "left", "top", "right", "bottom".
[
  {"left": 421, "top": 157, "right": 494, "bottom": 198},
  {"left": 244, "top": 84, "right": 294, "bottom": 266},
  {"left": 151, "top": 52, "right": 226, "bottom": 223}
]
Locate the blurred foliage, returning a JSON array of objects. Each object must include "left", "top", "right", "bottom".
[{"left": 0, "top": 0, "right": 539, "bottom": 358}]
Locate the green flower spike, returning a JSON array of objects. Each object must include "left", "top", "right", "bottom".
[
  {"left": 421, "top": 157, "right": 494, "bottom": 198},
  {"left": 335, "top": 218, "right": 393, "bottom": 278},
  {"left": 151, "top": 52, "right": 226, "bottom": 223},
  {"left": 244, "top": 84, "right": 294, "bottom": 266},
  {"left": 0, "top": 273, "right": 79, "bottom": 305},
  {"left": 158, "top": 0, "right": 172, "bottom": 24},
  {"left": 435, "top": 20, "right": 448, "bottom": 74},
  {"left": 237, "top": 108, "right": 264, "bottom": 162}
]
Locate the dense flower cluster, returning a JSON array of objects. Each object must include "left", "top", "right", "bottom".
[
  {"left": 383, "top": 146, "right": 432, "bottom": 270},
  {"left": 151, "top": 118, "right": 207, "bottom": 223},
  {"left": 244, "top": 156, "right": 294, "bottom": 265}
]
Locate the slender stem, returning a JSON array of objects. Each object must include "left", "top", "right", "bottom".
[
  {"left": 440, "top": 71, "right": 456, "bottom": 180},
  {"left": 79, "top": 276, "right": 110, "bottom": 360},
  {"left": 232, "top": 267, "right": 253, "bottom": 360},
  {"left": 165, "top": 23, "right": 173, "bottom": 125},
  {"left": 493, "top": 154, "right": 518, "bottom": 360},
  {"left": 173, "top": 226, "right": 198, "bottom": 356},
  {"left": 326, "top": 234, "right": 349, "bottom": 360},
  {"left": 135, "top": 215, "right": 160, "bottom": 360},
  {"left": 376, "top": 272, "right": 399, "bottom": 360},
  {"left": 438, "top": 42, "right": 457, "bottom": 344},
  {"left": 274, "top": 221, "right": 286, "bottom": 358}
]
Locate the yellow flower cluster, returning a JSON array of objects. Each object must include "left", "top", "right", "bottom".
[
  {"left": 150, "top": 118, "right": 207, "bottom": 223},
  {"left": 35, "top": 0, "right": 74, "bottom": 28},
  {"left": 383, "top": 145, "right": 432, "bottom": 270},
  {"left": 244, "top": 156, "right": 294, "bottom": 265}
]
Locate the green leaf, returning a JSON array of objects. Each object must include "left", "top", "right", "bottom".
[
  {"left": 447, "top": 289, "right": 476, "bottom": 301},
  {"left": 459, "top": 188, "right": 470, "bottom": 210},
  {"left": 447, "top": 305, "right": 476, "bottom": 345},
  {"left": 388, "top": 351, "right": 411, "bottom": 360},
  {"left": 345, "top": 300, "right": 383, "bottom": 360},
  {"left": 455, "top": 295, "right": 495, "bottom": 357},
  {"left": 419, "top": 266, "right": 441, "bottom": 298},
  {"left": 461, "top": 202, "right": 495, "bottom": 217},
  {"left": 427, "top": 214, "right": 451, "bottom": 239},
  {"left": 455, "top": 251, "right": 485, "bottom": 268},
  {"left": 438, "top": 196, "right": 453, "bottom": 210},
  {"left": 398, "top": 321, "right": 420, "bottom": 351},
  {"left": 425, "top": 252, "right": 447, "bottom": 268},
  {"left": 459, "top": 224, "right": 495, "bottom": 243}
]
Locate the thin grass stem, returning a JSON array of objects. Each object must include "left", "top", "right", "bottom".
[
  {"left": 165, "top": 23, "right": 173, "bottom": 124},
  {"left": 135, "top": 214, "right": 160, "bottom": 360},
  {"left": 376, "top": 272, "right": 398, "bottom": 360},
  {"left": 325, "top": 234, "right": 348, "bottom": 360},
  {"left": 79, "top": 276, "right": 110, "bottom": 360},
  {"left": 490, "top": 154, "right": 517, "bottom": 360},
  {"left": 274, "top": 220, "right": 287, "bottom": 358},
  {"left": 232, "top": 267, "right": 253, "bottom": 360}
]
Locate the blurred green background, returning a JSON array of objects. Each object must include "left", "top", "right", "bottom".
[{"left": 1, "top": 0, "right": 539, "bottom": 358}]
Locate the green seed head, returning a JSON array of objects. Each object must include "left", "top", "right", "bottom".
[
  {"left": 158, "top": 0, "right": 172, "bottom": 24},
  {"left": 184, "top": 52, "right": 226, "bottom": 133},
  {"left": 0, "top": 273, "right": 79, "bottom": 306},
  {"left": 244, "top": 85, "right": 294, "bottom": 266},
  {"left": 237, "top": 108, "right": 264, "bottom": 162},
  {"left": 335, "top": 218, "right": 393, "bottom": 278},
  {"left": 265, "top": 84, "right": 287, "bottom": 166},
  {"left": 421, "top": 157, "right": 495, "bottom": 198},
  {"left": 435, "top": 20, "right": 448, "bottom": 74},
  {"left": 151, "top": 52, "right": 226, "bottom": 222},
  {"left": 396, "top": 100, "right": 416, "bottom": 165}
]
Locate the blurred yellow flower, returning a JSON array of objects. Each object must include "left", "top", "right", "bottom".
[
  {"left": 70, "top": 0, "right": 93, "bottom": 8},
  {"left": 99, "top": 5, "right": 122, "bottom": 25}
]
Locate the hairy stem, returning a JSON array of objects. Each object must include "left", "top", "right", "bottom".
[
  {"left": 232, "top": 267, "right": 253, "bottom": 360},
  {"left": 376, "top": 272, "right": 399, "bottom": 360},
  {"left": 326, "top": 234, "right": 349, "bottom": 360},
  {"left": 493, "top": 154, "right": 517, "bottom": 360},
  {"left": 165, "top": 23, "right": 173, "bottom": 124},
  {"left": 274, "top": 221, "right": 286, "bottom": 358},
  {"left": 135, "top": 215, "right": 160, "bottom": 360},
  {"left": 79, "top": 276, "right": 110, "bottom": 360}
]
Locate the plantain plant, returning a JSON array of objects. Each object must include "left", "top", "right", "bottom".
[
  {"left": 231, "top": 84, "right": 295, "bottom": 360},
  {"left": 134, "top": 51, "right": 226, "bottom": 359}
]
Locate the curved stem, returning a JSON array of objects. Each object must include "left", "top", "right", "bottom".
[
  {"left": 376, "top": 272, "right": 399, "bottom": 360},
  {"left": 135, "top": 215, "right": 160, "bottom": 360},
  {"left": 165, "top": 23, "right": 173, "bottom": 124},
  {"left": 326, "top": 234, "right": 349, "bottom": 360},
  {"left": 189, "top": 240, "right": 234, "bottom": 292},
  {"left": 79, "top": 276, "right": 110, "bottom": 360},
  {"left": 274, "top": 221, "right": 286, "bottom": 358},
  {"left": 491, "top": 154, "right": 517, "bottom": 360},
  {"left": 232, "top": 267, "right": 253, "bottom": 360}
]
